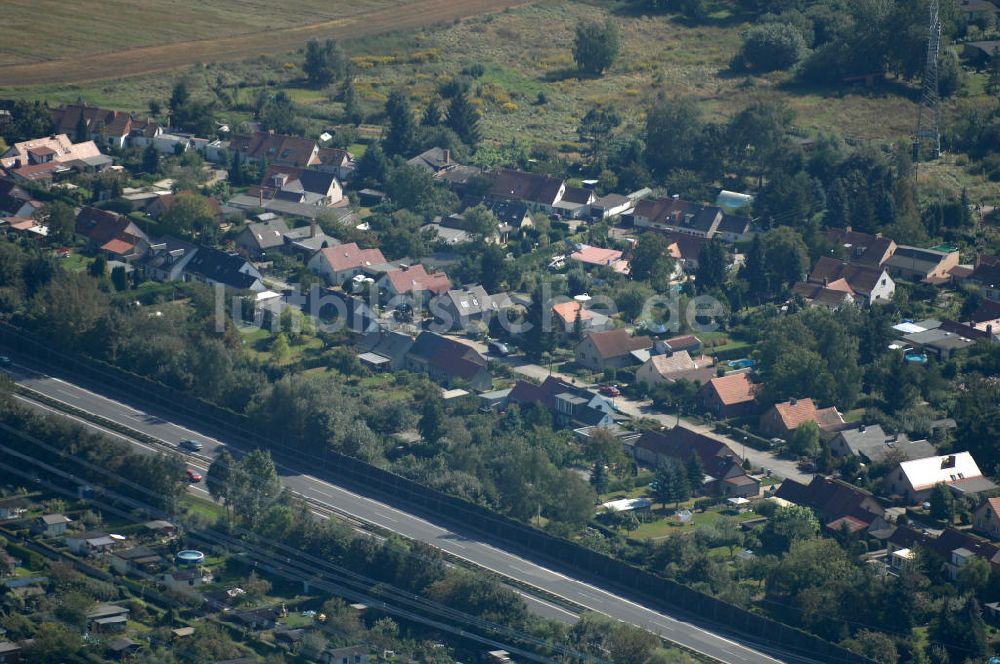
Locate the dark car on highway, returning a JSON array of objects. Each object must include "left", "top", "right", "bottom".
[{"left": 179, "top": 439, "right": 203, "bottom": 452}]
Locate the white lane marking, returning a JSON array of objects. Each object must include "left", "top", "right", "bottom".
[{"left": 19, "top": 373, "right": 778, "bottom": 663}]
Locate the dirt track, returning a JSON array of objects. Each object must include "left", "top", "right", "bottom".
[{"left": 0, "top": 0, "right": 533, "bottom": 88}]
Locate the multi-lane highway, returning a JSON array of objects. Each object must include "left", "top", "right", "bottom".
[{"left": 5, "top": 360, "right": 792, "bottom": 664}]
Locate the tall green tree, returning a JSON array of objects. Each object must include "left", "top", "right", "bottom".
[
  {"left": 422, "top": 99, "right": 442, "bottom": 127},
  {"left": 231, "top": 449, "right": 282, "bottom": 529},
  {"left": 929, "top": 597, "right": 989, "bottom": 663},
  {"left": 929, "top": 482, "right": 955, "bottom": 523},
  {"left": 355, "top": 141, "right": 389, "bottom": 188},
  {"left": 695, "top": 238, "right": 728, "bottom": 291},
  {"left": 644, "top": 96, "right": 704, "bottom": 175},
  {"left": 590, "top": 458, "right": 609, "bottom": 495},
  {"left": 34, "top": 201, "right": 75, "bottom": 243},
  {"left": 207, "top": 448, "right": 237, "bottom": 524},
  {"left": 572, "top": 19, "right": 621, "bottom": 75},
  {"left": 685, "top": 453, "right": 705, "bottom": 492},
  {"left": 742, "top": 234, "right": 769, "bottom": 301},
  {"left": 419, "top": 394, "right": 446, "bottom": 446},
  {"left": 789, "top": 421, "right": 821, "bottom": 458},
  {"left": 303, "top": 38, "right": 345, "bottom": 88},
  {"left": 445, "top": 91, "right": 480, "bottom": 147},
  {"left": 629, "top": 232, "right": 675, "bottom": 288},
  {"left": 383, "top": 91, "right": 415, "bottom": 156}
]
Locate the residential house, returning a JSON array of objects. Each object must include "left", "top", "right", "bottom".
[
  {"left": 407, "top": 146, "right": 453, "bottom": 172},
  {"left": 884, "top": 451, "right": 997, "bottom": 503},
  {"left": 886, "top": 525, "right": 1000, "bottom": 580},
  {"left": 316, "top": 146, "right": 355, "bottom": 180},
  {"left": 631, "top": 428, "right": 760, "bottom": 498},
  {"left": 34, "top": 513, "right": 70, "bottom": 536},
  {"left": 507, "top": 376, "right": 618, "bottom": 430},
  {"left": 554, "top": 185, "right": 596, "bottom": 219},
  {"left": 320, "top": 645, "right": 369, "bottom": 664},
  {"left": 827, "top": 424, "right": 937, "bottom": 465},
  {"left": 969, "top": 298, "right": 1000, "bottom": 336},
  {"left": 0, "top": 641, "right": 22, "bottom": 664},
  {"left": 805, "top": 257, "right": 895, "bottom": 304},
  {"left": 106, "top": 638, "right": 141, "bottom": 660},
  {"left": 0, "top": 497, "right": 29, "bottom": 520},
  {"left": 274, "top": 628, "right": 305, "bottom": 652},
  {"left": 379, "top": 264, "right": 452, "bottom": 302},
  {"left": 432, "top": 286, "right": 511, "bottom": 332},
  {"left": 791, "top": 281, "right": 855, "bottom": 309},
  {"left": 159, "top": 567, "right": 213, "bottom": 593},
  {"left": 886, "top": 245, "right": 960, "bottom": 284},
  {"left": 86, "top": 604, "right": 130, "bottom": 633},
  {"left": 635, "top": 351, "right": 716, "bottom": 387},
  {"left": 632, "top": 197, "right": 725, "bottom": 238},
  {"left": 235, "top": 217, "right": 290, "bottom": 258},
  {"left": 231, "top": 608, "right": 277, "bottom": 631},
  {"left": 474, "top": 199, "right": 534, "bottom": 232},
  {"left": 968, "top": 254, "right": 1000, "bottom": 301},
  {"left": 550, "top": 300, "right": 610, "bottom": 336},
  {"left": 50, "top": 103, "right": 161, "bottom": 150},
  {"left": 775, "top": 475, "right": 888, "bottom": 536},
  {"left": 699, "top": 371, "right": 760, "bottom": 419},
  {"left": 974, "top": 497, "right": 1000, "bottom": 540},
  {"left": 958, "top": 0, "right": 1000, "bottom": 27},
  {"left": 404, "top": 332, "right": 492, "bottom": 391},
  {"left": 657, "top": 335, "right": 703, "bottom": 355},
  {"left": 249, "top": 166, "right": 344, "bottom": 207},
  {"left": 137, "top": 237, "right": 199, "bottom": 282},
  {"left": 183, "top": 247, "right": 264, "bottom": 292},
  {"left": 715, "top": 214, "right": 753, "bottom": 243},
  {"left": 963, "top": 39, "right": 1000, "bottom": 65},
  {"left": 575, "top": 329, "right": 653, "bottom": 372},
  {"left": 1, "top": 134, "right": 107, "bottom": 184},
  {"left": 591, "top": 193, "right": 634, "bottom": 220},
  {"left": 488, "top": 168, "right": 566, "bottom": 213},
  {"left": 569, "top": 244, "right": 630, "bottom": 274},
  {"left": 824, "top": 228, "right": 897, "bottom": 267},
  {"left": 142, "top": 520, "right": 177, "bottom": 540},
  {"left": 665, "top": 233, "right": 709, "bottom": 273},
  {"left": 283, "top": 222, "right": 337, "bottom": 257},
  {"left": 64, "top": 531, "right": 117, "bottom": 557},
  {"left": 308, "top": 243, "right": 387, "bottom": 286},
  {"left": 357, "top": 329, "right": 414, "bottom": 372},
  {"left": 901, "top": 319, "right": 984, "bottom": 359},
  {"left": 759, "top": 398, "right": 846, "bottom": 439},
  {"left": 229, "top": 131, "right": 322, "bottom": 168},
  {"left": 75, "top": 207, "right": 149, "bottom": 260},
  {"left": 0, "top": 180, "right": 41, "bottom": 219},
  {"left": 110, "top": 546, "right": 163, "bottom": 576}
]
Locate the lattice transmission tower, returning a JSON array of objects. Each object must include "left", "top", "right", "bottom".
[{"left": 913, "top": 0, "right": 942, "bottom": 174}]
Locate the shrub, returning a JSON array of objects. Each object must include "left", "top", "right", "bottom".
[{"left": 737, "top": 23, "right": 807, "bottom": 72}]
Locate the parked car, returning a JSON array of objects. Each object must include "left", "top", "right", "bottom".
[
  {"left": 598, "top": 385, "right": 621, "bottom": 397},
  {"left": 186, "top": 468, "right": 203, "bottom": 483},
  {"left": 179, "top": 439, "right": 203, "bottom": 452},
  {"left": 487, "top": 340, "right": 511, "bottom": 357},
  {"left": 797, "top": 461, "right": 817, "bottom": 473}
]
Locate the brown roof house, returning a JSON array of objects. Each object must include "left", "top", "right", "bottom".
[
  {"left": 974, "top": 497, "right": 1000, "bottom": 541},
  {"left": 75, "top": 207, "right": 149, "bottom": 261},
  {"left": 824, "top": 227, "right": 896, "bottom": 267},
  {"left": 759, "top": 398, "right": 845, "bottom": 440},
  {"left": 404, "top": 331, "right": 491, "bottom": 391},
  {"left": 791, "top": 281, "right": 855, "bottom": 310},
  {"left": 632, "top": 427, "right": 760, "bottom": 498},
  {"left": 968, "top": 254, "right": 1000, "bottom": 301},
  {"left": 805, "top": 256, "right": 895, "bottom": 304},
  {"left": 775, "top": 475, "right": 888, "bottom": 536},
  {"left": 230, "top": 131, "right": 321, "bottom": 168},
  {"left": 699, "top": 371, "right": 760, "bottom": 419},
  {"left": 379, "top": 264, "right": 453, "bottom": 302},
  {"left": 307, "top": 243, "right": 387, "bottom": 286},
  {"left": 575, "top": 329, "right": 653, "bottom": 372}
]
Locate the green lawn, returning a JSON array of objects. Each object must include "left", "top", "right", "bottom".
[
  {"left": 59, "top": 252, "right": 92, "bottom": 273},
  {"left": 180, "top": 493, "right": 225, "bottom": 522}
]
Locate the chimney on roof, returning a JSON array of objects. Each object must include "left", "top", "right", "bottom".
[
  {"left": 259, "top": 189, "right": 263, "bottom": 207},
  {"left": 310, "top": 220, "right": 317, "bottom": 239},
  {"left": 845, "top": 226, "right": 852, "bottom": 233},
  {"left": 859, "top": 424, "right": 866, "bottom": 433},
  {"left": 789, "top": 398, "right": 797, "bottom": 406},
  {"left": 942, "top": 455, "right": 956, "bottom": 469},
  {"left": 443, "top": 149, "right": 450, "bottom": 164},
  {"left": 976, "top": 254, "right": 983, "bottom": 269}
]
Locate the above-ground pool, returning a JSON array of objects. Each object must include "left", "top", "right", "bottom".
[
  {"left": 176, "top": 550, "right": 205, "bottom": 566},
  {"left": 728, "top": 359, "right": 755, "bottom": 369}
]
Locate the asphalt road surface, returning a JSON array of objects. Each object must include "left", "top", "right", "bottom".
[{"left": 5, "top": 361, "right": 796, "bottom": 664}]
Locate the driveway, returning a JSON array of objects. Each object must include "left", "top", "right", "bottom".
[{"left": 447, "top": 336, "right": 814, "bottom": 485}]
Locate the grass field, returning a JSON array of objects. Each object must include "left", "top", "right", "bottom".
[{"left": 0, "top": 0, "right": 534, "bottom": 86}]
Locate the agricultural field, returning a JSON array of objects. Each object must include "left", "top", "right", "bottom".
[{"left": 0, "top": 0, "right": 533, "bottom": 85}]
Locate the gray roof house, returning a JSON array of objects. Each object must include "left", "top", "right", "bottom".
[
  {"left": 432, "top": 286, "right": 512, "bottom": 332},
  {"left": 357, "top": 329, "right": 415, "bottom": 372},
  {"left": 137, "top": 237, "right": 199, "bottom": 282},
  {"left": 235, "top": 217, "right": 290, "bottom": 258},
  {"left": 827, "top": 424, "right": 937, "bottom": 465}
]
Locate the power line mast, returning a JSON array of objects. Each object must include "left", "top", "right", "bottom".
[{"left": 914, "top": 0, "right": 942, "bottom": 177}]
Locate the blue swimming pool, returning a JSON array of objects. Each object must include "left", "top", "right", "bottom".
[{"left": 728, "top": 359, "right": 755, "bottom": 369}]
